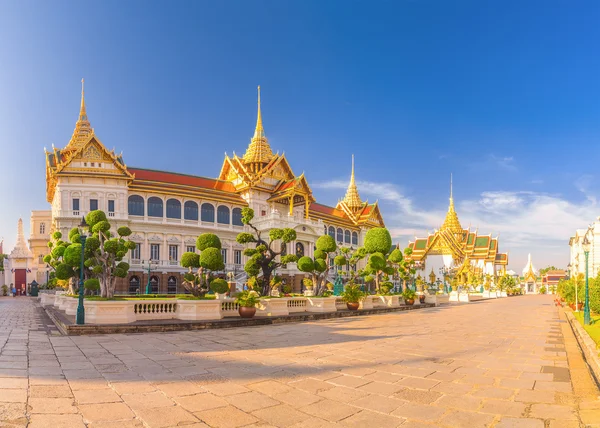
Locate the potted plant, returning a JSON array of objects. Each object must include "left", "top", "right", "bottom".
[
  {"left": 235, "top": 290, "right": 260, "bottom": 318},
  {"left": 303, "top": 278, "right": 314, "bottom": 296},
  {"left": 402, "top": 288, "right": 416, "bottom": 305},
  {"left": 210, "top": 278, "right": 229, "bottom": 299},
  {"left": 1, "top": 285, "right": 8, "bottom": 296},
  {"left": 340, "top": 283, "right": 366, "bottom": 311},
  {"left": 282, "top": 284, "right": 293, "bottom": 296}
]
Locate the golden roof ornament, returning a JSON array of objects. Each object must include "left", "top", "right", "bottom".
[
  {"left": 441, "top": 173, "right": 463, "bottom": 233},
  {"left": 65, "top": 78, "right": 93, "bottom": 150},
  {"left": 243, "top": 85, "right": 274, "bottom": 168},
  {"left": 343, "top": 154, "right": 363, "bottom": 209}
]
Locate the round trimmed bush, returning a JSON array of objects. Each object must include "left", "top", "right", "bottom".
[
  {"left": 334, "top": 255, "right": 346, "bottom": 267},
  {"left": 314, "top": 258, "right": 327, "bottom": 273},
  {"left": 316, "top": 235, "right": 336, "bottom": 253},
  {"left": 197, "top": 233, "right": 221, "bottom": 251},
  {"left": 210, "top": 278, "right": 229, "bottom": 294},
  {"left": 368, "top": 252, "right": 386, "bottom": 270},
  {"left": 84, "top": 278, "right": 100, "bottom": 291},
  {"left": 199, "top": 247, "right": 224, "bottom": 270},
  {"left": 181, "top": 252, "right": 200, "bottom": 268},
  {"left": 364, "top": 227, "right": 392, "bottom": 254},
  {"left": 297, "top": 256, "right": 314, "bottom": 273}
]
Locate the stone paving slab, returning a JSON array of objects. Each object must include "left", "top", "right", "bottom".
[{"left": 0, "top": 295, "right": 598, "bottom": 427}]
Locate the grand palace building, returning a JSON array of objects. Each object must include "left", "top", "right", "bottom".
[{"left": 19, "top": 83, "right": 385, "bottom": 294}]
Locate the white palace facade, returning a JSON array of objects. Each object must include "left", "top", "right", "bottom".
[{"left": 27, "top": 83, "right": 385, "bottom": 294}]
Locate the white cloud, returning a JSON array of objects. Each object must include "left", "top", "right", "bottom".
[{"left": 313, "top": 179, "right": 597, "bottom": 269}]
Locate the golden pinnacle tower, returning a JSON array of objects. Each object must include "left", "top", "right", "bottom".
[
  {"left": 65, "top": 78, "right": 94, "bottom": 150},
  {"left": 343, "top": 154, "right": 363, "bottom": 210},
  {"left": 441, "top": 173, "right": 463, "bottom": 234},
  {"left": 243, "top": 85, "right": 274, "bottom": 172}
]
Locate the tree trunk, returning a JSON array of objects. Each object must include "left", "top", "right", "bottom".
[
  {"left": 262, "top": 270, "right": 272, "bottom": 297},
  {"left": 69, "top": 277, "right": 78, "bottom": 295}
]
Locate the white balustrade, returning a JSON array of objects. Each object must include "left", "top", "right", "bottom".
[
  {"left": 221, "top": 298, "right": 240, "bottom": 317},
  {"left": 287, "top": 297, "right": 307, "bottom": 313}
]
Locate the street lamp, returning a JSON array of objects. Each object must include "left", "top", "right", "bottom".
[
  {"left": 46, "top": 264, "right": 50, "bottom": 287},
  {"left": 76, "top": 216, "right": 88, "bottom": 325},
  {"left": 582, "top": 235, "right": 591, "bottom": 325},
  {"left": 144, "top": 259, "right": 157, "bottom": 294}
]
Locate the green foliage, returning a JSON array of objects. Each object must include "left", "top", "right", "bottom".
[
  {"left": 63, "top": 244, "right": 82, "bottom": 266},
  {"left": 84, "top": 278, "right": 100, "bottom": 291},
  {"left": 85, "top": 210, "right": 107, "bottom": 229},
  {"left": 68, "top": 227, "right": 79, "bottom": 241},
  {"left": 197, "top": 233, "right": 221, "bottom": 251},
  {"left": 235, "top": 289, "right": 260, "bottom": 307},
  {"left": 334, "top": 255, "right": 347, "bottom": 267},
  {"left": 241, "top": 207, "right": 254, "bottom": 224},
  {"left": 302, "top": 277, "right": 314, "bottom": 288},
  {"left": 539, "top": 286, "right": 547, "bottom": 294},
  {"left": 281, "top": 254, "right": 298, "bottom": 264},
  {"left": 539, "top": 265, "right": 560, "bottom": 276},
  {"left": 282, "top": 284, "right": 293, "bottom": 294},
  {"left": 199, "top": 247, "right": 224, "bottom": 271},
  {"left": 55, "top": 263, "right": 74, "bottom": 280},
  {"left": 340, "top": 283, "right": 366, "bottom": 303},
  {"left": 316, "top": 235, "right": 336, "bottom": 253},
  {"left": 314, "top": 258, "right": 327, "bottom": 273},
  {"left": 297, "top": 256, "right": 314, "bottom": 273},
  {"left": 236, "top": 232, "right": 255, "bottom": 244},
  {"left": 181, "top": 252, "right": 200, "bottom": 268},
  {"left": 43, "top": 254, "right": 52, "bottom": 264},
  {"left": 388, "top": 248, "right": 403, "bottom": 264},
  {"left": 117, "top": 226, "right": 132, "bottom": 237},
  {"left": 280, "top": 228, "right": 297, "bottom": 243},
  {"left": 85, "top": 236, "right": 100, "bottom": 252},
  {"left": 52, "top": 231, "right": 63, "bottom": 240},
  {"left": 402, "top": 287, "right": 416, "bottom": 300},
  {"left": 210, "top": 278, "right": 229, "bottom": 294},
  {"left": 244, "top": 258, "right": 261, "bottom": 277},
  {"left": 380, "top": 281, "right": 393, "bottom": 295},
  {"left": 92, "top": 220, "right": 111, "bottom": 234},
  {"left": 368, "top": 252, "right": 386, "bottom": 270},
  {"left": 51, "top": 246, "right": 66, "bottom": 259},
  {"left": 314, "top": 249, "right": 326, "bottom": 260},
  {"left": 364, "top": 227, "right": 392, "bottom": 254},
  {"left": 269, "top": 229, "right": 284, "bottom": 241}
]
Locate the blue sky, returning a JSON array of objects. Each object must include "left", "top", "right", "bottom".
[{"left": 1, "top": 1, "right": 599, "bottom": 270}]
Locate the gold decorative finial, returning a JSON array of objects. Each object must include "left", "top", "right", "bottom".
[
  {"left": 441, "top": 174, "right": 463, "bottom": 234},
  {"left": 343, "top": 154, "right": 363, "bottom": 210},
  {"left": 243, "top": 85, "right": 274, "bottom": 168},
  {"left": 65, "top": 79, "right": 93, "bottom": 150}
]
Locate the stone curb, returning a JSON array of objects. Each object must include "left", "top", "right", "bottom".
[
  {"left": 44, "top": 302, "right": 437, "bottom": 336},
  {"left": 565, "top": 310, "right": 600, "bottom": 387}
]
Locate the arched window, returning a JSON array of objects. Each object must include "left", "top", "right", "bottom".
[
  {"left": 184, "top": 201, "right": 198, "bottom": 221},
  {"left": 296, "top": 242, "right": 304, "bottom": 258},
  {"left": 328, "top": 226, "right": 335, "bottom": 238},
  {"left": 128, "top": 195, "right": 144, "bottom": 216},
  {"left": 167, "top": 276, "right": 177, "bottom": 294},
  {"left": 352, "top": 232, "right": 358, "bottom": 245},
  {"left": 337, "top": 228, "right": 343, "bottom": 243},
  {"left": 39, "top": 223, "right": 46, "bottom": 234},
  {"left": 129, "top": 276, "right": 140, "bottom": 295},
  {"left": 232, "top": 208, "right": 243, "bottom": 226},
  {"left": 147, "top": 197, "right": 163, "bottom": 218},
  {"left": 217, "top": 206, "right": 230, "bottom": 224},
  {"left": 150, "top": 275, "right": 159, "bottom": 294},
  {"left": 201, "top": 203, "right": 215, "bottom": 222},
  {"left": 166, "top": 199, "right": 181, "bottom": 219},
  {"left": 344, "top": 230, "right": 351, "bottom": 244}
]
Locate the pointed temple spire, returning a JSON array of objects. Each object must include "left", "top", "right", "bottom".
[
  {"left": 441, "top": 173, "right": 463, "bottom": 233},
  {"left": 243, "top": 85, "right": 274, "bottom": 170},
  {"left": 9, "top": 218, "right": 33, "bottom": 259},
  {"left": 343, "top": 154, "right": 363, "bottom": 209},
  {"left": 65, "top": 78, "right": 93, "bottom": 150}
]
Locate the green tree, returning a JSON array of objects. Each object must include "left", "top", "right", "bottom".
[
  {"left": 360, "top": 228, "right": 395, "bottom": 291},
  {"left": 297, "top": 235, "right": 338, "bottom": 295},
  {"left": 43, "top": 230, "right": 82, "bottom": 294},
  {"left": 84, "top": 210, "right": 136, "bottom": 298},
  {"left": 236, "top": 208, "right": 298, "bottom": 296},
  {"left": 0, "top": 253, "right": 7, "bottom": 272},
  {"left": 180, "top": 233, "right": 225, "bottom": 297},
  {"left": 539, "top": 265, "right": 560, "bottom": 276}
]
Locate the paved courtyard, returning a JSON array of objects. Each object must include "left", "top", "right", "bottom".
[{"left": 0, "top": 296, "right": 598, "bottom": 428}]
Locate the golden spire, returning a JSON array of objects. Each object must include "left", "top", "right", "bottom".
[
  {"left": 65, "top": 78, "right": 93, "bottom": 150},
  {"left": 441, "top": 173, "right": 463, "bottom": 233},
  {"left": 343, "top": 154, "right": 363, "bottom": 209},
  {"left": 243, "top": 85, "right": 274, "bottom": 168}
]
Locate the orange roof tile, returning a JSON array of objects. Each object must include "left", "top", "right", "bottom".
[
  {"left": 130, "top": 168, "right": 237, "bottom": 192},
  {"left": 309, "top": 203, "right": 348, "bottom": 219}
]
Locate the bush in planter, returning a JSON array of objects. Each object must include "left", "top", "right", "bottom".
[
  {"left": 379, "top": 281, "right": 393, "bottom": 295},
  {"left": 1, "top": 285, "right": 7, "bottom": 296},
  {"left": 282, "top": 284, "right": 293, "bottom": 294},
  {"left": 235, "top": 290, "right": 260, "bottom": 307},
  {"left": 84, "top": 278, "right": 100, "bottom": 294},
  {"left": 401, "top": 287, "right": 416, "bottom": 301},
  {"left": 210, "top": 278, "right": 229, "bottom": 295},
  {"left": 181, "top": 233, "right": 225, "bottom": 298},
  {"left": 340, "top": 283, "right": 366, "bottom": 304},
  {"left": 539, "top": 286, "right": 547, "bottom": 295}
]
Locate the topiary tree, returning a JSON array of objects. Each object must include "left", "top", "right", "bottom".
[
  {"left": 180, "top": 233, "right": 225, "bottom": 297},
  {"left": 359, "top": 228, "right": 396, "bottom": 292},
  {"left": 236, "top": 208, "right": 298, "bottom": 296},
  {"left": 43, "top": 230, "right": 82, "bottom": 294},
  {"left": 84, "top": 210, "right": 136, "bottom": 298},
  {"left": 297, "top": 235, "right": 338, "bottom": 295}
]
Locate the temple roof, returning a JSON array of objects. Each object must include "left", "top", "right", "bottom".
[
  {"left": 343, "top": 155, "right": 362, "bottom": 209},
  {"left": 242, "top": 86, "right": 274, "bottom": 165},
  {"left": 64, "top": 79, "right": 94, "bottom": 151},
  {"left": 440, "top": 175, "right": 462, "bottom": 234}
]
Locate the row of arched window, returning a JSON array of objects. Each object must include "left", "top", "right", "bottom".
[
  {"left": 128, "top": 196, "right": 243, "bottom": 225},
  {"left": 325, "top": 226, "right": 359, "bottom": 245}
]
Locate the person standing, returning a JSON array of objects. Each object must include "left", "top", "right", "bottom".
[{"left": 11, "top": 285, "right": 16, "bottom": 297}]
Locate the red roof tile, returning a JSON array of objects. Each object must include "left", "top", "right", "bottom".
[
  {"left": 130, "top": 168, "right": 237, "bottom": 193},
  {"left": 309, "top": 203, "right": 347, "bottom": 219}
]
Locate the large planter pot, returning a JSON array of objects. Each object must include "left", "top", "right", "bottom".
[
  {"left": 499, "top": 291, "right": 507, "bottom": 298},
  {"left": 424, "top": 294, "right": 437, "bottom": 305},
  {"left": 418, "top": 295, "right": 426, "bottom": 304},
  {"left": 449, "top": 291, "right": 460, "bottom": 302},
  {"left": 483, "top": 291, "right": 497, "bottom": 299},
  {"left": 346, "top": 302, "right": 359, "bottom": 311},
  {"left": 306, "top": 297, "right": 337, "bottom": 313},
  {"left": 435, "top": 295, "right": 450, "bottom": 306},
  {"left": 577, "top": 302, "right": 584, "bottom": 311},
  {"left": 175, "top": 299, "right": 223, "bottom": 321},
  {"left": 378, "top": 295, "right": 400, "bottom": 308},
  {"left": 359, "top": 296, "right": 374, "bottom": 310},
  {"left": 256, "top": 298, "right": 289, "bottom": 316},
  {"left": 64, "top": 298, "right": 78, "bottom": 316},
  {"left": 404, "top": 298, "right": 415, "bottom": 306},
  {"left": 40, "top": 293, "right": 56, "bottom": 306},
  {"left": 239, "top": 306, "right": 256, "bottom": 318},
  {"left": 85, "top": 300, "right": 136, "bottom": 324}
]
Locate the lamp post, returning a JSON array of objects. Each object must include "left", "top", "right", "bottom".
[
  {"left": 76, "top": 217, "right": 88, "bottom": 325},
  {"left": 45, "top": 264, "right": 50, "bottom": 287},
  {"left": 144, "top": 260, "right": 157, "bottom": 294},
  {"left": 582, "top": 236, "right": 591, "bottom": 325}
]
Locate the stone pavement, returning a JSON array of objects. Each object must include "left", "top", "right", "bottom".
[{"left": 0, "top": 295, "right": 598, "bottom": 427}]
